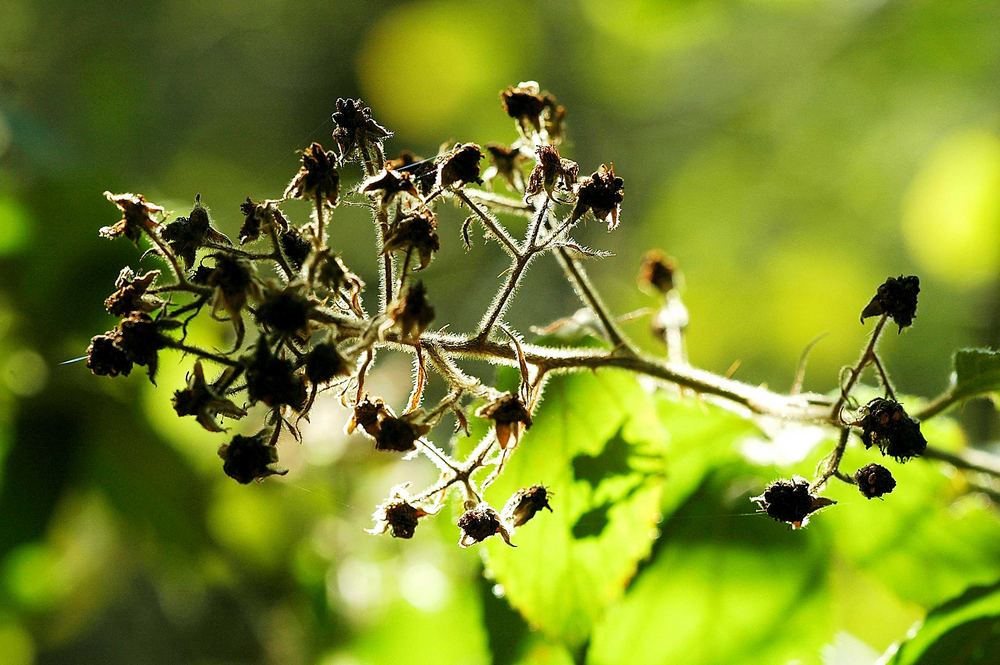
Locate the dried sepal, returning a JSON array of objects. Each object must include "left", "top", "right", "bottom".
[
  {"left": 457, "top": 503, "right": 514, "bottom": 547},
  {"left": 100, "top": 192, "right": 164, "bottom": 244},
  {"left": 477, "top": 392, "right": 532, "bottom": 449},
  {"left": 172, "top": 360, "right": 247, "bottom": 432},
  {"left": 501, "top": 485, "right": 552, "bottom": 528}
]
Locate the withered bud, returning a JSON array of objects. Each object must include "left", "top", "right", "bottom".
[
  {"left": 860, "top": 275, "right": 920, "bottom": 332},
  {"left": 752, "top": 477, "right": 835, "bottom": 529},
  {"left": 206, "top": 253, "right": 259, "bottom": 322},
  {"left": 477, "top": 392, "right": 532, "bottom": 450},
  {"left": 639, "top": 250, "right": 677, "bottom": 294},
  {"left": 457, "top": 504, "right": 513, "bottom": 547},
  {"left": 501, "top": 485, "right": 552, "bottom": 528},
  {"left": 856, "top": 398, "right": 927, "bottom": 462},
  {"left": 436, "top": 143, "right": 484, "bottom": 189},
  {"left": 104, "top": 268, "right": 162, "bottom": 317},
  {"left": 572, "top": 164, "right": 624, "bottom": 231},
  {"left": 284, "top": 142, "right": 340, "bottom": 207},
  {"left": 500, "top": 82, "right": 546, "bottom": 137},
  {"left": 239, "top": 198, "right": 287, "bottom": 245},
  {"left": 305, "top": 342, "right": 350, "bottom": 385},
  {"left": 332, "top": 97, "right": 392, "bottom": 163},
  {"left": 172, "top": 361, "right": 247, "bottom": 432},
  {"left": 100, "top": 192, "right": 163, "bottom": 245},
  {"left": 118, "top": 311, "right": 170, "bottom": 381},
  {"left": 218, "top": 429, "right": 287, "bottom": 484},
  {"left": 374, "top": 412, "right": 430, "bottom": 453},
  {"left": 280, "top": 226, "right": 312, "bottom": 271},
  {"left": 255, "top": 283, "right": 314, "bottom": 336},
  {"left": 525, "top": 145, "right": 579, "bottom": 201},
  {"left": 160, "top": 198, "right": 232, "bottom": 268},
  {"left": 243, "top": 339, "right": 307, "bottom": 410},
  {"left": 347, "top": 397, "right": 390, "bottom": 437},
  {"left": 387, "top": 281, "right": 435, "bottom": 342},
  {"left": 383, "top": 210, "right": 440, "bottom": 271}
]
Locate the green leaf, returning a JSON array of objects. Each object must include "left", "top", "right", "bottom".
[
  {"left": 588, "top": 466, "right": 836, "bottom": 665},
  {"left": 482, "top": 369, "right": 667, "bottom": 649},
  {"left": 951, "top": 348, "right": 1000, "bottom": 406},
  {"left": 885, "top": 581, "right": 1000, "bottom": 665}
]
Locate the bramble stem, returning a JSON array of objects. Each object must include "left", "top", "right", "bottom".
[{"left": 830, "top": 314, "right": 888, "bottom": 421}]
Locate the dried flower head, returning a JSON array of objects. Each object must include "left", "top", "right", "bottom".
[
  {"left": 100, "top": 192, "right": 164, "bottom": 245},
  {"left": 572, "top": 164, "right": 624, "bottom": 231},
  {"left": 373, "top": 411, "right": 430, "bottom": 453},
  {"left": 305, "top": 342, "right": 350, "bottom": 386},
  {"left": 244, "top": 339, "right": 307, "bottom": 410},
  {"left": 284, "top": 142, "right": 340, "bottom": 207},
  {"left": 386, "top": 150, "right": 437, "bottom": 195},
  {"left": 383, "top": 209, "right": 440, "bottom": 271},
  {"left": 86, "top": 329, "right": 133, "bottom": 377},
  {"left": 854, "top": 463, "right": 896, "bottom": 499},
  {"left": 752, "top": 477, "right": 835, "bottom": 528},
  {"left": 255, "top": 282, "right": 315, "bottom": 337},
  {"left": 239, "top": 198, "right": 287, "bottom": 245},
  {"left": 367, "top": 488, "right": 436, "bottom": 539},
  {"left": 387, "top": 281, "right": 435, "bottom": 342},
  {"left": 280, "top": 226, "right": 313, "bottom": 270},
  {"left": 160, "top": 197, "right": 232, "bottom": 268},
  {"left": 477, "top": 392, "right": 532, "bottom": 449},
  {"left": 860, "top": 275, "right": 920, "bottom": 332},
  {"left": 172, "top": 361, "right": 247, "bottom": 432},
  {"left": 218, "top": 429, "right": 287, "bottom": 484},
  {"left": 331, "top": 97, "right": 392, "bottom": 164},
  {"left": 525, "top": 145, "right": 579, "bottom": 202},
  {"left": 458, "top": 503, "right": 514, "bottom": 547},
  {"left": 346, "top": 397, "right": 390, "bottom": 437},
  {"left": 118, "top": 311, "right": 171, "bottom": 381},
  {"left": 104, "top": 267, "right": 162, "bottom": 317},
  {"left": 501, "top": 485, "right": 552, "bottom": 528},
  {"left": 435, "top": 143, "right": 484, "bottom": 189},
  {"left": 856, "top": 397, "right": 927, "bottom": 462}
]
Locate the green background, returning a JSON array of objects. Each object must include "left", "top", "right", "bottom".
[{"left": 0, "top": 0, "right": 998, "bottom": 663}]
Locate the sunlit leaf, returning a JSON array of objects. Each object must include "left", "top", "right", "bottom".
[
  {"left": 482, "top": 369, "right": 666, "bottom": 649},
  {"left": 950, "top": 348, "right": 1000, "bottom": 407},
  {"left": 885, "top": 581, "right": 1000, "bottom": 665}
]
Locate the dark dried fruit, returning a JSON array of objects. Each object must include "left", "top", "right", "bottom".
[
  {"left": 244, "top": 339, "right": 307, "bottom": 410},
  {"left": 284, "top": 142, "right": 340, "bottom": 207},
  {"left": 860, "top": 275, "right": 920, "bottom": 332},
  {"left": 383, "top": 210, "right": 440, "bottom": 271},
  {"left": 100, "top": 191, "right": 163, "bottom": 245},
  {"left": 347, "top": 398, "right": 390, "bottom": 437},
  {"left": 331, "top": 98, "right": 392, "bottom": 163},
  {"left": 255, "top": 284, "right": 314, "bottom": 336},
  {"left": 86, "top": 331, "right": 133, "bottom": 377},
  {"left": 435, "top": 143, "right": 483, "bottom": 189},
  {"left": 854, "top": 463, "right": 896, "bottom": 499},
  {"left": 571, "top": 164, "right": 624, "bottom": 230},
  {"left": 525, "top": 145, "right": 578, "bottom": 201},
  {"left": 305, "top": 343, "right": 349, "bottom": 385},
  {"left": 160, "top": 198, "right": 231, "bottom": 268},
  {"left": 856, "top": 397, "right": 927, "bottom": 462},
  {"left": 457, "top": 503, "right": 513, "bottom": 547},
  {"left": 172, "top": 361, "right": 246, "bottom": 432},
  {"left": 752, "top": 477, "right": 834, "bottom": 528},
  {"left": 104, "top": 268, "right": 162, "bottom": 317},
  {"left": 280, "top": 226, "right": 312, "bottom": 270},
  {"left": 484, "top": 143, "right": 527, "bottom": 191},
  {"left": 373, "top": 413, "right": 429, "bottom": 453},
  {"left": 501, "top": 485, "right": 552, "bottom": 528},
  {"left": 369, "top": 499, "right": 430, "bottom": 539},
  {"left": 477, "top": 392, "right": 532, "bottom": 449},
  {"left": 218, "top": 429, "right": 287, "bottom": 484},
  {"left": 387, "top": 281, "right": 435, "bottom": 342}
]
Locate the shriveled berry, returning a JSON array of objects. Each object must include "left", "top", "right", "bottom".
[
  {"left": 86, "top": 331, "right": 133, "bottom": 377},
  {"left": 218, "top": 430, "right": 287, "bottom": 484},
  {"left": 857, "top": 398, "right": 927, "bottom": 462},
  {"left": 457, "top": 503, "right": 513, "bottom": 547},
  {"left": 854, "top": 463, "right": 896, "bottom": 499},
  {"left": 752, "top": 477, "right": 834, "bottom": 528}
]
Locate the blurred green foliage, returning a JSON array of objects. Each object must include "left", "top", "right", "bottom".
[{"left": 0, "top": 0, "right": 998, "bottom": 663}]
